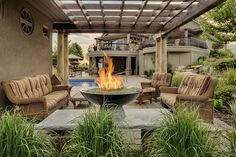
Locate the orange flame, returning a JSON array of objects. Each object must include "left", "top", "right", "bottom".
[{"left": 95, "top": 53, "right": 124, "bottom": 90}]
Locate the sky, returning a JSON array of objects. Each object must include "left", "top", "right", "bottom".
[{"left": 52, "top": 33, "right": 102, "bottom": 55}]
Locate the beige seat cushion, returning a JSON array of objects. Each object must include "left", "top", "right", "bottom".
[
  {"left": 160, "top": 93, "right": 177, "bottom": 107},
  {"left": 44, "top": 90, "right": 68, "bottom": 109},
  {"left": 143, "top": 87, "right": 155, "bottom": 93}
]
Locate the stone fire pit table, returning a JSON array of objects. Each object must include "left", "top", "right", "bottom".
[{"left": 36, "top": 109, "right": 170, "bottom": 136}]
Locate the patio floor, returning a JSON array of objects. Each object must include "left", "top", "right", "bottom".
[{"left": 65, "top": 75, "right": 232, "bottom": 151}]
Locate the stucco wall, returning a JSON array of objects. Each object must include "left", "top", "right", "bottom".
[{"left": 0, "top": 0, "right": 53, "bottom": 106}]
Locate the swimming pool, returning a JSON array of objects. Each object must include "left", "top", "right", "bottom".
[{"left": 69, "top": 79, "right": 98, "bottom": 87}]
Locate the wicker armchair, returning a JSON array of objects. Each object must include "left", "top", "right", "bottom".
[
  {"left": 160, "top": 74, "right": 218, "bottom": 123},
  {"left": 141, "top": 73, "right": 172, "bottom": 99}
]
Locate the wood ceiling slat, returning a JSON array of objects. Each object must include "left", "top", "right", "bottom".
[
  {"left": 133, "top": 0, "right": 148, "bottom": 27},
  {"left": 75, "top": 0, "right": 91, "bottom": 26},
  {"left": 118, "top": 0, "right": 125, "bottom": 27},
  {"left": 51, "top": 0, "right": 226, "bottom": 33},
  {"left": 99, "top": 0, "right": 105, "bottom": 26}
]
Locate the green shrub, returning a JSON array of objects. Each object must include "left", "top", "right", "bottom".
[
  {"left": 228, "top": 129, "right": 236, "bottom": 157},
  {"left": 0, "top": 111, "right": 57, "bottom": 157},
  {"left": 212, "top": 58, "right": 236, "bottom": 71},
  {"left": 144, "top": 108, "right": 217, "bottom": 157},
  {"left": 144, "top": 69, "right": 155, "bottom": 79},
  {"left": 214, "top": 99, "right": 224, "bottom": 110},
  {"left": 215, "top": 69, "right": 236, "bottom": 104},
  {"left": 171, "top": 72, "right": 185, "bottom": 87},
  {"left": 227, "top": 101, "right": 236, "bottom": 157},
  {"left": 215, "top": 85, "right": 236, "bottom": 105},
  {"left": 61, "top": 109, "right": 129, "bottom": 157},
  {"left": 230, "top": 101, "right": 236, "bottom": 127},
  {"left": 209, "top": 49, "right": 234, "bottom": 58},
  {"left": 197, "top": 56, "right": 207, "bottom": 64},
  {"left": 220, "top": 69, "right": 236, "bottom": 86}
]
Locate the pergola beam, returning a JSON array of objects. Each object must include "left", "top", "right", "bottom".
[
  {"left": 162, "top": 0, "right": 197, "bottom": 30},
  {"left": 99, "top": 0, "right": 105, "bottom": 26},
  {"left": 147, "top": 0, "right": 173, "bottom": 28},
  {"left": 118, "top": 0, "right": 125, "bottom": 28},
  {"left": 133, "top": 0, "right": 148, "bottom": 28},
  {"left": 75, "top": 0, "right": 91, "bottom": 27},
  {"left": 163, "top": 0, "right": 226, "bottom": 35}
]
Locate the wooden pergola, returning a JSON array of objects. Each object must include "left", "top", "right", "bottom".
[{"left": 27, "top": 0, "right": 225, "bottom": 83}]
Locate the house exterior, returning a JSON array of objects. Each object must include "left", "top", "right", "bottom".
[
  {"left": 87, "top": 34, "right": 149, "bottom": 75},
  {"left": 88, "top": 20, "right": 209, "bottom": 76},
  {"left": 69, "top": 54, "right": 82, "bottom": 65},
  {"left": 0, "top": 0, "right": 55, "bottom": 105}
]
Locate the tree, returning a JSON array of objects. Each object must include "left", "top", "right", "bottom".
[
  {"left": 69, "top": 42, "right": 84, "bottom": 59},
  {"left": 200, "top": 0, "right": 236, "bottom": 49}
]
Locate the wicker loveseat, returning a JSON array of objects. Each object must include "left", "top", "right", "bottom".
[
  {"left": 1, "top": 74, "right": 70, "bottom": 119},
  {"left": 141, "top": 73, "right": 172, "bottom": 99},
  {"left": 160, "top": 74, "right": 218, "bottom": 123}
]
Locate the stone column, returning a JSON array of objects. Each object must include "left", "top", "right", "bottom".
[
  {"left": 135, "top": 57, "right": 138, "bottom": 75},
  {"left": 184, "top": 29, "right": 189, "bottom": 46},
  {"left": 63, "top": 33, "right": 69, "bottom": 85},
  {"left": 156, "top": 36, "right": 167, "bottom": 73},
  {"left": 126, "top": 56, "right": 132, "bottom": 75},
  {"left": 127, "top": 34, "right": 130, "bottom": 44},
  {"left": 57, "top": 31, "right": 64, "bottom": 81},
  {"left": 139, "top": 50, "right": 144, "bottom": 76}
]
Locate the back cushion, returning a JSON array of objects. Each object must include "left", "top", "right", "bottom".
[
  {"left": 152, "top": 73, "right": 171, "bottom": 87},
  {"left": 37, "top": 74, "right": 53, "bottom": 95},
  {"left": 29, "top": 76, "right": 44, "bottom": 97},
  {"left": 9, "top": 78, "right": 34, "bottom": 99},
  {"left": 178, "top": 75, "right": 211, "bottom": 96}
]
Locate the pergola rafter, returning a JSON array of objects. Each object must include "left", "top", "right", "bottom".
[
  {"left": 133, "top": 0, "right": 148, "bottom": 28},
  {"left": 75, "top": 0, "right": 91, "bottom": 27},
  {"left": 99, "top": 0, "right": 105, "bottom": 26},
  {"left": 146, "top": 0, "right": 173, "bottom": 28},
  {"left": 46, "top": 0, "right": 226, "bottom": 34},
  {"left": 118, "top": 0, "right": 125, "bottom": 28},
  {"left": 163, "top": 0, "right": 225, "bottom": 35},
  {"left": 161, "top": 0, "right": 197, "bottom": 32}
]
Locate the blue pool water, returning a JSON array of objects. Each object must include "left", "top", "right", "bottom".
[{"left": 69, "top": 79, "right": 98, "bottom": 87}]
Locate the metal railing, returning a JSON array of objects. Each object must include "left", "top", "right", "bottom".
[
  {"left": 141, "top": 37, "right": 208, "bottom": 49},
  {"left": 93, "top": 43, "right": 129, "bottom": 51},
  {"left": 168, "top": 37, "right": 208, "bottom": 49}
]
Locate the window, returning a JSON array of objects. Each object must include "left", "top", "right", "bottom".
[{"left": 43, "top": 25, "right": 50, "bottom": 39}]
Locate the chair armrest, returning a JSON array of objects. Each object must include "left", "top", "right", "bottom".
[
  {"left": 177, "top": 94, "right": 210, "bottom": 102},
  {"left": 160, "top": 87, "right": 178, "bottom": 94},
  {"left": 53, "top": 85, "right": 70, "bottom": 91},
  {"left": 141, "top": 82, "right": 152, "bottom": 89},
  {"left": 14, "top": 97, "right": 46, "bottom": 105}
]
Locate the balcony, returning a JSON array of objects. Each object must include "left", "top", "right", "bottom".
[
  {"left": 92, "top": 43, "right": 129, "bottom": 51},
  {"left": 141, "top": 37, "right": 208, "bottom": 49}
]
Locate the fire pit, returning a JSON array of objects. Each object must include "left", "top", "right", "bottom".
[
  {"left": 81, "top": 53, "right": 142, "bottom": 118},
  {"left": 80, "top": 87, "right": 141, "bottom": 107}
]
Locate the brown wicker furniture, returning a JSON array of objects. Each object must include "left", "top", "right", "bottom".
[
  {"left": 137, "top": 88, "right": 154, "bottom": 104},
  {"left": 1, "top": 74, "right": 70, "bottom": 119},
  {"left": 141, "top": 73, "right": 172, "bottom": 99},
  {"left": 70, "top": 92, "right": 91, "bottom": 109},
  {"left": 160, "top": 74, "right": 218, "bottom": 123}
]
